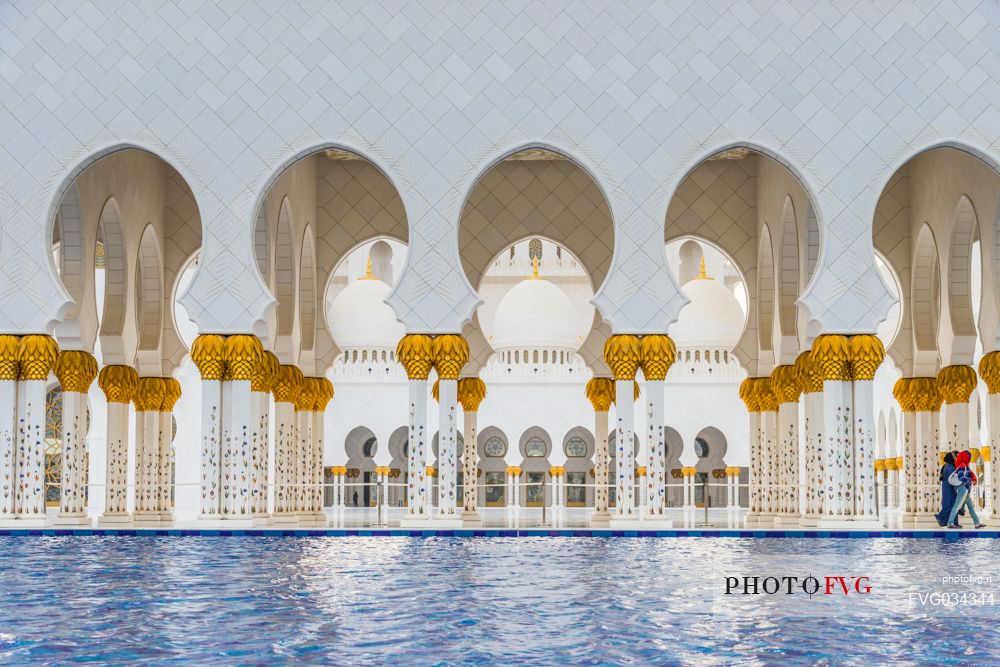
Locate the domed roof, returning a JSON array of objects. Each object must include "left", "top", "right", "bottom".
[
  {"left": 492, "top": 263, "right": 580, "bottom": 351},
  {"left": 327, "top": 264, "right": 404, "bottom": 350},
  {"left": 669, "top": 269, "right": 745, "bottom": 350}
]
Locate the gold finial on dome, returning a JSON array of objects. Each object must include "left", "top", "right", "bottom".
[
  {"left": 360, "top": 256, "right": 375, "bottom": 280},
  {"left": 696, "top": 255, "right": 710, "bottom": 280}
]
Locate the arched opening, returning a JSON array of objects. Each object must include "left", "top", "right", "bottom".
[
  {"left": 693, "top": 426, "right": 728, "bottom": 508},
  {"left": 562, "top": 428, "right": 594, "bottom": 507},
  {"left": 344, "top": 426, "right": 377, "bottom": 507},
  {"left": 518, "top": 427, "right": 552, "bottom": 508},
  {"left": 478, "top": 426, "right": 509, "bottom": 507}
]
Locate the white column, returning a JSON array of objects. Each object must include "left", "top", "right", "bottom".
[
  {"left": 270, "top": 365, "right": 302, "bottom": 524},
  {"left": 14, "top": 335, "right": 59, "bottom": 520},
  {"left": 939, "top": 365, "right": 976, "bottom": 455},
  {"left": 462, "top": 410, "right": 478, "bottom": 515},
  {"left": 644, "top": 379, "right": 666, "bottom": 516},
  {"left": 801, "top": 388, "right": 823, "bottom": 521},
  {"left": 407, "top": 377, "right": 428, "bottom": 517},
  {"left": 296, "top": 400, "right": 313, "bottom": 516},
  {"left": 594, "top": 410, "right": 609, "bottom": 513},
  {"left": 191, "top": 335, "right": 226, "bottom": 518},
  {"left": 0, "top": 336, "right": 18, "bottom": 518},
  {"left": 133, "top": 377, "right": 164, "bottom": 523},
  {"left": 54, "top": 351, "right": 98, "bottom": 524},
  {"left": 812, "top": 335, "right": 853, "bottom": 526},
  {"left": 740, "top": 377, "right": 762, "bottom": 524},
  {"left": 979, "top": 354, "right": 1000, "bottom": 521},
  {"left": 97, "top": 366, "right": 137, "bottom": 523},
  {"left": 158, "top": 379, "right": 181, "bottom": 521},
  {"left": 852, "top": 377, "right": 877, "bottom": 520},
  {"left": 308, "top": 377, "right": 332, "bottom": 525},
  {"left": 771, "top": 364, "right": 800, "bottom": 524},
  {"left": 614, "top": 378, "right": 637, "bottom": 518},
  {"left": 759, "top": 407, "right": 778, "bottom": 517},
  {"left": 220, "top": 335, "right": 263, "bottom": 521},
  {"left": 437, "top": 378, "right": 459, "bottom": 518},
  {"left": 249, "top": 350, "right": 277, "bottom": 517}
]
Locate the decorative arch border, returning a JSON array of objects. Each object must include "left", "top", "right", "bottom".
[{"left": 912, "top": 223, "right": 941, "bottom": 352}]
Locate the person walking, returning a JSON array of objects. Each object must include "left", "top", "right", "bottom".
[
  {"left": 946, "top": 450, "right": 986, "bottom": 529},
  {"left": 936, "top": 451, "right": 959, "bottom": 527}
]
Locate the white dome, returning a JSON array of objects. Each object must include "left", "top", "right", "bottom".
[
  {"left": 492, "top": 276, "right": 580, "bottom": 351},
  {"left": 327, "top": 277, "right": 404, "bottom": 350},
  {"left": 669, "top": 277, "right": 745, "bottom": 350}
]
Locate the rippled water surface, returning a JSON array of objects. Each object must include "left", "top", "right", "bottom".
[{"left": 1, "top": 536, "right": 999, "bottom": 665}]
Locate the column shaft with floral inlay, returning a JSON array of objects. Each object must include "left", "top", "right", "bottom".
[
  {"left": 849, "top": 335, "right": 883, "bottom": 519},
  {"left": 270, "top": 365, "right": 303, "bottom": 522},
  {"left": 54, "top": 350, "right": 98, "bottom": 522},
  {"left": 133, "top": 377, "right": 165, "bottom": 522},
  {"left": 586, "top": 377, "right": 613, "bottom": 520},
  {"left": 458, "top": 377, "right": 486, "bottom": 518},
  {"left": 639, "top": 335, "right": 675, "bottom": 518},
  {"left": 295, "top": 378, "right": 318, "bottom": 515},
  {"left": 739, "top": 378, "right": 762, "bottom": 521},
  {"left": 604, "top": 335, "right": 640, "bottom": 519},
  {"left": 97, "top": 365, "right": 138, "bottom": 521},
  {"left": 978, "top": 352, "right": 1000, "bottom": 521},
  {"left": 191, "top": 334, "right": 226, "bottom": 517},
  {"left": 397, "top": 334, "right": 433, "bottom": 518},
  {"left": 432, "top": 335, "right": 468, "bottom": 520},
  {"left": 14, "top": 335, "right": 59, "bottom": 518},
  {"left": 0, "top": 336, "right": 19, "bottom": 518},
  {"left": 770, "top": 364, "right": 801, "bottom": 519},
  {"left": 756, "top": 378, "right": 779, "bottom": 517},
  {"left": 812, "top": 335, "right": 853, "bottom": 520},
  {"left": 222, "top": 335, "right": 263, "bottom": 519},
  {"left": 309, "top": 378, "right": 334, "bottom": 521},
  {"left": 796, "top": 351, "right": 823, "bottom": 521},
  {"left": 158, "top": 378, "right": 181, "bottom": 519},
  {"left": 938, "top": 365, "right": 977, "bottom": 455},
  {"left": 250, "top": 351, "right": 278, "bottom": 516}
]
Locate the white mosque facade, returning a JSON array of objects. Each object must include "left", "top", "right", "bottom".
[{"left": 1, "top": 1, "right": 999, "bottom": 532}]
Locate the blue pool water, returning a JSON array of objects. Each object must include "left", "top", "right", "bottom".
[{"left": 1, "top": 536, "right": 998, "bottom": 665}]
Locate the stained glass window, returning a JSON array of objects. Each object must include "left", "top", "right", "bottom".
[
  {"left": 484, "top": 437, "right": 505, "bottom": 457},
  {"left": 525, "top": 437, "right": 546, "bottom": 457},
  {"left": 565, "top": 437, "right": 586, "bottom": 457}
]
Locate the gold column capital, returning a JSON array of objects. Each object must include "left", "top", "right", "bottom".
[
  {"left": 0, "top": 335, "right": 20, "bottom": 380},
  {"left": 190, "top": 334, "right": 227, "bottom": 380},
  {"left": 457, "top": 377, "right": 486, "bottom": 411},
  {"left": 396, "top": 334, "right": 434, "bottom": 380},
  {"left": 981, "top": 446, "right": 991, "bottom": 462},
  {"left": 272, "top": 364, "right": 304, "bottom": 403},
  {"left": 296, "top": 377, "right": 320, "bottom": 412},
  {"left": 738, "top": 378, "right": 758, "bottom": 411},
  {"left": 979, "top": 351, "right": 1000, "bottom": 394},
  {"left": 769, "top": 364, "right": 801, "bottom": 404},
  {"left": 909, "top": 377, "right": 942, "bottom": 412},
  {"left": 431, "top": 334, "right": 469, "bottom": 380},
  {"left": 638, "top": 334, "right": 676, "bottom": 381},
  {"left": 16, "top": 334, "right": 59, "bottom": 381},
  {"left": 937, "top": 365, "right": 977, "bottom": 404},
  {"left": 794, "top": 350, "right": 822, "bottom": 394},
  {"left": 161, "top": 377, "right": 182, "bottom": 411},
  {"left": 251, "top": 350, "right": 279, "bottom": 393},
  {"left": 506, "top": 466, "right": 521, "bottom": 476},
  {"left": 134, "top": 377, "right": 167, "bottom": 412},
  {"left": 849, "top": 334, "right": 884, "bottom": 381},
  {"left": 892, "top": 378, "right": 916, "bottom": 412},
  {"left": 313, "top": 377, "right": 334, "bottom": 411},
  {"left": 223, "top": 334, "right": 263, "bottom": 382},
  {"left": 810, "top": 334, "right": 851, "bottom": 381},
  {"left": 549, "top": 466, "right": 565, "bottom": 476},
  {"left": 585, "top": 377, "right": 614, "bottom": 412},
  {"left": 54, "top": 350, "right": 98, "bottom": 393},
  {"left": 375, "top": 465, "right": 392, "bottom": 476},
  {"left": 603, "top": 334, "right": 641, "bottom": 380},
  {"left": 681, "top": 466, "right": 698, "bottom": 477},
  {"left": 746, "top": 377, "right": 777, "bottom": 412},
  {"left": 98, "top": 365, "right": 139, "bottom": 403}
]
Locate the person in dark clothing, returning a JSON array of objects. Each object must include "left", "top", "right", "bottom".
[
  {"left": 936, "top": 451, "right": 959, "bottom": 527},
  {"left": 353, "top": 491, "right": 359, "bottom": 507}
]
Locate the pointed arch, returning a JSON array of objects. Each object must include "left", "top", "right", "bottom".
[
  {"left": 777, "top": 196, "right": 799, "bottom": 338},
  {"left": 757, "top": 225, "right": 775, "bottom": 352},
  {"left": 275, "top": 198, "right": 295, "bottom": 337},
  {"left": 136, "top": 224, "right": 163, "bottom": 350},
  {"left": 254, "top": 204, "right": 268, "bottom": 286},
  {"left": 949, "top": 196, "right": 979, "bottom": 338},
  {"left": 805, "top": 202, "right": 820, "bottom": 281},
  {"left": 912, "top": 224, "right": 940, "bottom": 352},
  {"left": 98, "top": 197, "right": 126, "bottom": 337},
  {"left": 298, "top": 225, "right": 316, "bottom": 352}
]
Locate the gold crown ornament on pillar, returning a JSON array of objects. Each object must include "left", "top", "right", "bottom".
[
  {"left": 978, "top": 351, "right": 1000, "bottom": 394},
  {"left": 892, "top": 378, "right": 916, "bottom": 413},
  {"left": 296, "top": 377, "right": 320, "bottom": 412},
  {"left": 54, "top": 350, "right": 98, "bottom": 393},
  {"left": 432, "top": 334, "right": 469, "bottom": 380},
  {"left": 793, "top": 350, "right": 822, "bottom": 394},
  {"left": 738, "top": 378, "right": 759, "bottom": 411},
  {"left": 909, "top": 377, "right": 942, "bottom": 412},
  {"left": 603, "top": 334, "right": 641, "bottom": 381},
  {"left": 16, "top": 334, "right": 59, "bottom": 381},
  {"left": 314, "top": 378, "right": 334, "bottom": 412},
  {"left": 396, "top": 334, "right": 434, "bottom": 380},
  {"left": 457, "top": 377, "right": 486, "bottom": 412},
  {"left": 98, "top": 365, "right": 139, "bottom": 403},
  {"left": 937, "top": 365, "right": 978, "bottom": 404},
  {"left": 769, "top": 364, "right": 801, "bottom": 404},
  {"left": 190, "top": 334, "right": 227, "bottom": 380},
  {"left": 134, "top": 377, "right": 167, "bottom": 413},
  {"left": 585, "top": 377, "right": 614, "bottom": 412},
  {"left": 161, "top": 378, "right": 182, "bottom": 412},
  {"left": 753, "top": 377, "right": 778, "bottom": 412},
  {"left": 223, "top": 335, "right": 264, "bottom": 382},
  {"left": 849, "top": 334, "right": 884, "bottom": 381},
  {"left": 0, "top": 335, "right": 20, "bottom": 380},
  {"left": 272, "top": 365, "right": 304, "bottom": 403},
  {"left": 638, "top": 334, "right": 676, "bottom": 381},
  {"left": 810, "top": 334, "right": 851, "bottom": 382},
  {"left": 251, "top": 350, "right": 280, "bottom": 394}
]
